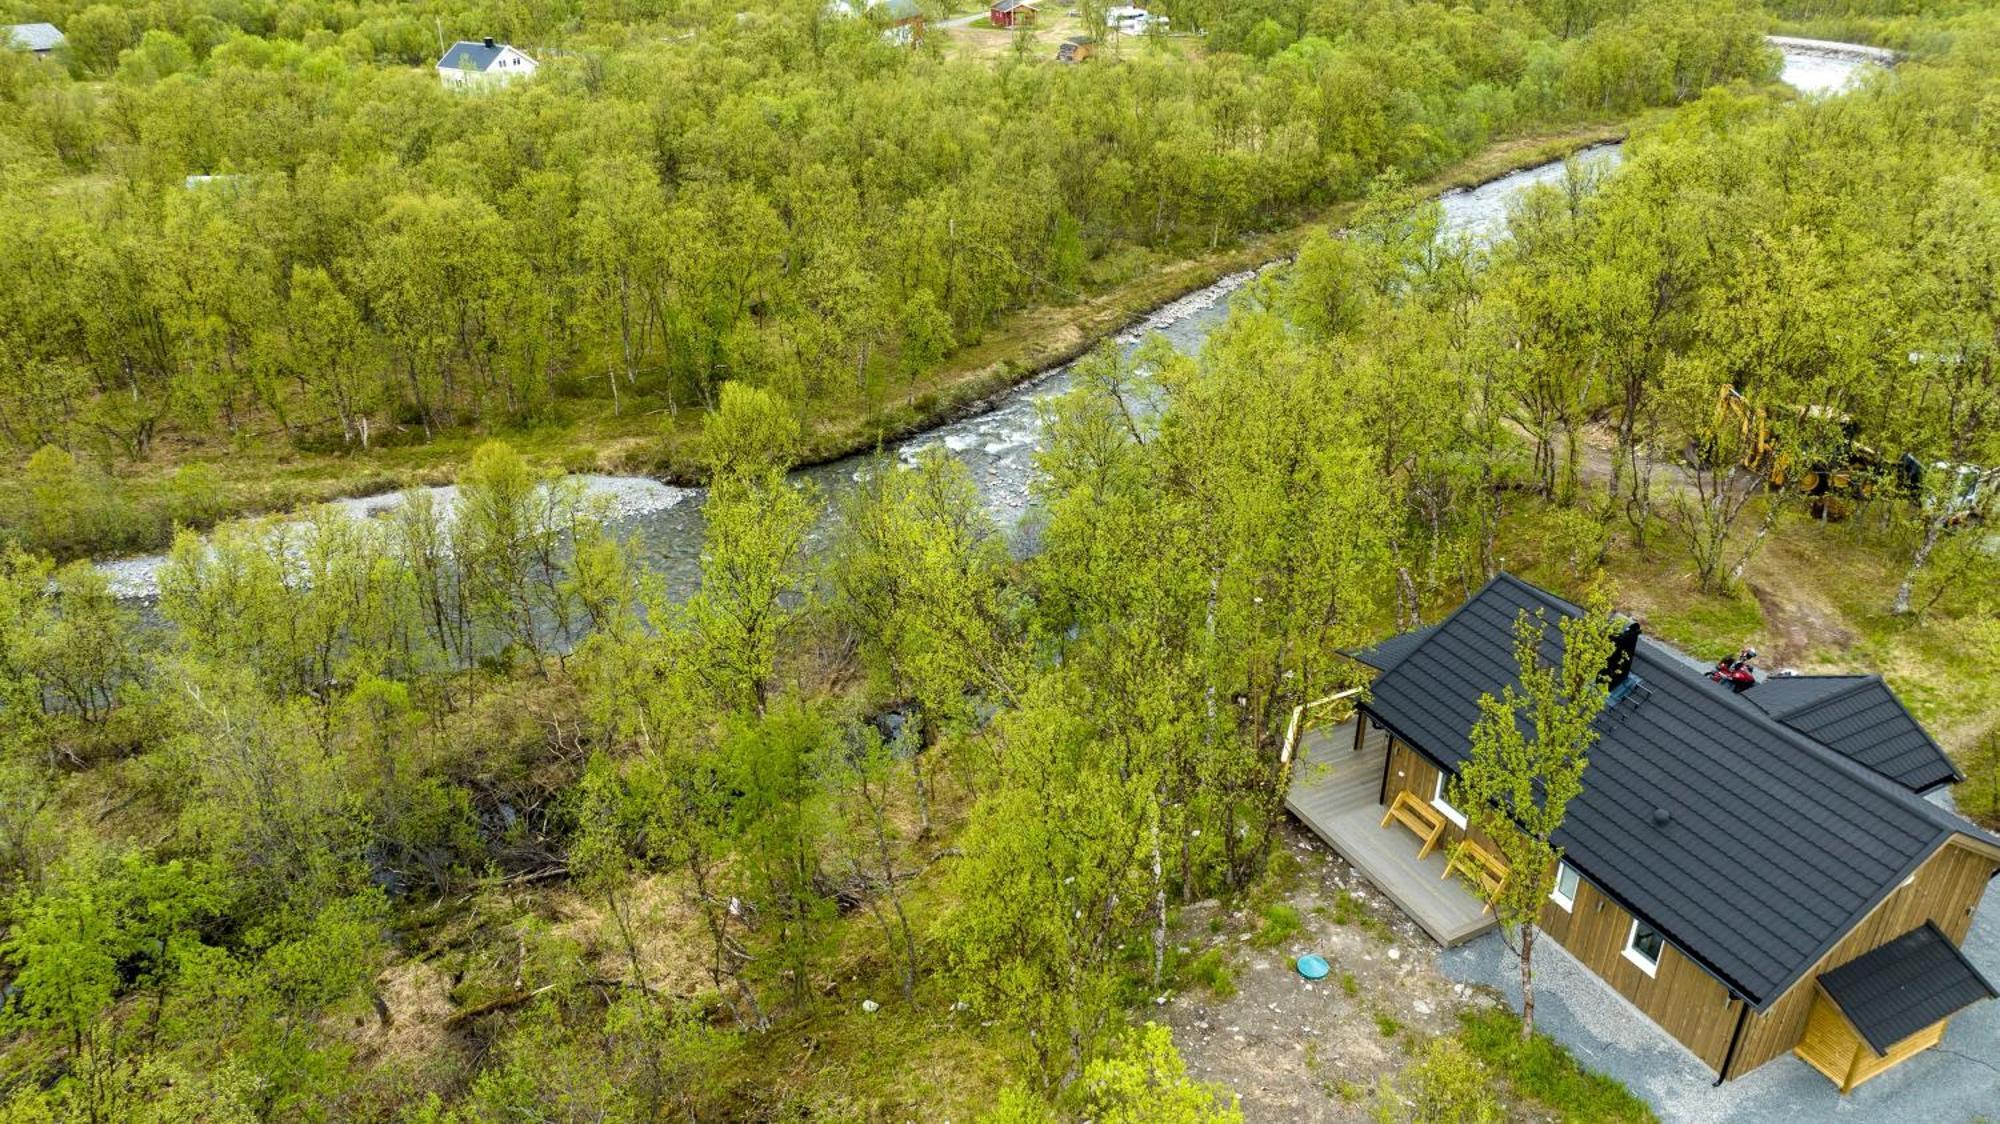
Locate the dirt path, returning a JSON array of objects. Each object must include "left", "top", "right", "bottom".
[{"left": 1163, "top": 822, "right": 1502, "bottom": 1120}]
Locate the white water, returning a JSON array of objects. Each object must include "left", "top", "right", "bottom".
[{"left": 95, "top": 41, "right": 1880, "bottom": 602}]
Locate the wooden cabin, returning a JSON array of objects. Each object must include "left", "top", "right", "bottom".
[
  {"left": 1056, "top": 35, "right": 1097, "bottom": 62},
  {"left": 1319, "top": 574, "right": 2000, "bottom": 1090},
  {"left": 989, "top": 0, "right": 1038, "bottom": 28}
]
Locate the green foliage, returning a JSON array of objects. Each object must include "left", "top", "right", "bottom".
[
  {"left": 0, "top": 10, "right": 1991, "bottom": 1119},
  {"left": 1374, "top": 1037, "right": 1502, "bottom": 1124},
  {"left": 0, "top": 0, "right": 1773, "bottom": 555},
  {"left": 1249, "top": 902, "right": 1303, "bottom": 948},
  {"left": 1077, "top": 1023, "right": 1242, "bottom": 1124},
  {"left": 1180, "top": 948, "right": 1237, "bottom": 999},
  {"left": 1456, "top": 1007, "right": 1656, "bottom": 1122},
  {"left": 1450, "top": 606, "right": 1614, "bottom": 1037}
]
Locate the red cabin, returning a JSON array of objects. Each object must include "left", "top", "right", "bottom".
[{"left": 989, "top": 0, "right": 1038, "bottom": 28}]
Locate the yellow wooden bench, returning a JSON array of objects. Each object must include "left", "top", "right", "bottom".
[
  {"left": 1442, "top": 838, "right": 1509, "bottom": 913},
  {"left": 1380, "top": 790, "right": 1448, "bottom": 860}
]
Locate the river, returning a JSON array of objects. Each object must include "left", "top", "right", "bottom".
[{"left": 94, "top": 40, "right": 1879, "bottom": 604}]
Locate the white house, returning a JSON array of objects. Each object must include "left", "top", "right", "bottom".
[
  {"left": 1104, "top": 6, "right": 1166, "bottom": 34},
  {"left": 3, "top": 22, "right": 65, "bottom": 59},
  {"left": 436, "top": 37, "right": 538, "bottom": 88}
]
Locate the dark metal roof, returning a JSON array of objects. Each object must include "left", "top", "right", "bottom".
[
  {"left": 1346, "top": 623, "right": 1438, "bottom": 672},
  {"left": 1360, "top": 573, "right": 1999, "bottom": 1009},
  {"left": 1818, "top": 921, "right": 1997, "bottom": 1054},
  {"left": 1747, "top": 675, "right": 1962, "bottom": 793},
  {"left": 438, "top": 40, "right": 506, "bottom": 71}
]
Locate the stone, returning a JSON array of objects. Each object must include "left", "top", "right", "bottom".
[
  {"left": 861, "top": 999, "right": 880, "bottom": 1013},
  {"left": 1387, "top": 948, "right": 1401, "bottom": 961}
]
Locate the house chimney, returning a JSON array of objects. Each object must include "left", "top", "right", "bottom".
[
  {"left": 1603, "top": 619, "right": 1640, "bottom": 691},
  {"left": 483, "top": 36, "right": 496, "bottom": 48}
]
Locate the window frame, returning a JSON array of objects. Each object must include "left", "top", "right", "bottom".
[
  {"left": 1430, "top": 770, "right": 1469, "bottom": 830},
  {"left": 1550, "top": 861, "right": 1580, "bottom": 912},
  {"left": 1623, "top": 917, "right": 1664, "bottom": 977}
]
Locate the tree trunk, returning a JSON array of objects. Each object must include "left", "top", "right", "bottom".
[
  {"left": 1891, "top": 517, "right": 1942, "bottom": 616},
  {"left": 1151, "top": 814, "right": 1167, "bottom": 988},
  {"left": 1520, "top": 923, "right": 1537, "bottom": 1041}
]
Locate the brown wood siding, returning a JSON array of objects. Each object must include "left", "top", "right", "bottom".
[
  {"left": 1536, "top": 871, "right": 1745, "bottom": 1069},
  {"left": 1726, "top": 839, "right": 1999, "bottom": 1078},
  {"left": 1383, "top": 734, "right": 1436, "bottom": 810}
]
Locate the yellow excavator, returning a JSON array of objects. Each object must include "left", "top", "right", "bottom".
[{"left": 1711, "top": 387, "right": 1880, "bottom": 517}]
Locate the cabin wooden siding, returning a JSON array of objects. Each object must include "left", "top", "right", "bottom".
[
  {"left": 1723, "top": 838, "right": 1999, "bottom": 1078},
  {"left": 1376, "top": 722, "right": 1500, "bottom": 857},
  {"left": 1535, "top": 863, "right": 1745, "bottom": 1069},
  {"left": 1794, "top": 983, "right": 1949, "bottom": 1093},
  {"left": 1382, "top": 732, "right": 1433, "bottom": 808}
]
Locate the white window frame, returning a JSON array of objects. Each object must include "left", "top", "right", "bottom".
[
  {"left": 1550, "top": 861, "right": 1580, "bottom": 912},
  {"left": 1431, "top": 771, "right": 1468, "bottom": 830},
  {"left": 1623, "top": 917, "right": 1663, "bottom": 977}
]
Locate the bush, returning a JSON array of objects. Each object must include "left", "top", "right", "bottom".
[
  {"left": 1077, "top": 1023, "right": 1242, "bottom": 1124},
  {"left": 1456, "top": 1008, "right": 1655, "bottom": 1123},
  {"left": 1181, "top": 948, "right": 1237, "bottom": 999},
  {"left": 1250, "top": 902, "right": 1303, "bottom": 948},
  {"left": 1375, "top": 1038, "right": 1502, "bottom": 1124}
]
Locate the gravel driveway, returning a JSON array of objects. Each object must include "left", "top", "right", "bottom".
[{"left": 1439, "top": 888, "right": 2000, "bottom": 1123}]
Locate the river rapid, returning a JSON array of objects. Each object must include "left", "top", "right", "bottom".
[{"left": 94, "top": 40, "right": 1879, "bottom": 604}]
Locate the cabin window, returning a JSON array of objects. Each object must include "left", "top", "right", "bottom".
[
  {"left": 1550, "top": 861, "right": 1580, "bottom": 911},
  {"left": 1431, "top": 771, "right": 1468, "bottom": 830},
  {"left": 1624, "top": 918, "right": 1663, "bottom": 977}
]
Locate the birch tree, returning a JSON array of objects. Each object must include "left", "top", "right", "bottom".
[{"left": 1449, "top": 604, "right": 1614, "bottom": 1040}]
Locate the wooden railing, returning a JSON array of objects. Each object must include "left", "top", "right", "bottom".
[{"left": 1279, "top": 687, "right": 1363, "bottom": 767}]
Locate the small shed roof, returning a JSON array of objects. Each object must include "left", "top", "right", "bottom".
[
  {"left": 4, "top": 22, "right": 65, "bottom": 51},
  {"left": 1746, "top": 675, "right": 1961, "bottom": 793},
  {"left": 991, "top": 0, "right": 1037, "bottom": 11},
  {"left": 1819, "top": 922, "right": 1997, "bottom": 1054}
]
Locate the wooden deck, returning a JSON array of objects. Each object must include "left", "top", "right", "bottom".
[{"left": 1286, "top": 719, "right": 1498, "bottom": 947}]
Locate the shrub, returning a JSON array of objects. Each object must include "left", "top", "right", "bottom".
[
  {"left": 1375, "top": 1038, "right": 1502, "bottom": 1124},
  {"left": 1250, "top": 903, "right": 1303, "bottom": 948},
  {"left": 1456, "top": 1008, "right": 1654, "bottom": 1123},
  {"left": 1182, "top": 949, "right": 1236, "bottom": 999}
]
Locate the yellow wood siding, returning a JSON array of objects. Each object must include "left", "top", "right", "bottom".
[
  {"left": 1794, "top": 989, "right": 1859, "bottom": 1088},
  {"left": 1794, "top": 985, "right": 1951, "bottom": 1093},
  {"left": 1383, "top": 737, "right": 1433, "bottom": 808},
  {"left": 1535, "top": 870, "right": 1745, "bottom": 1069}
]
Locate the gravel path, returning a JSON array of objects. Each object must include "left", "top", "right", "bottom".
[{"left": 1439, "top": 890, "right": 2000, "bottom": 1123}]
